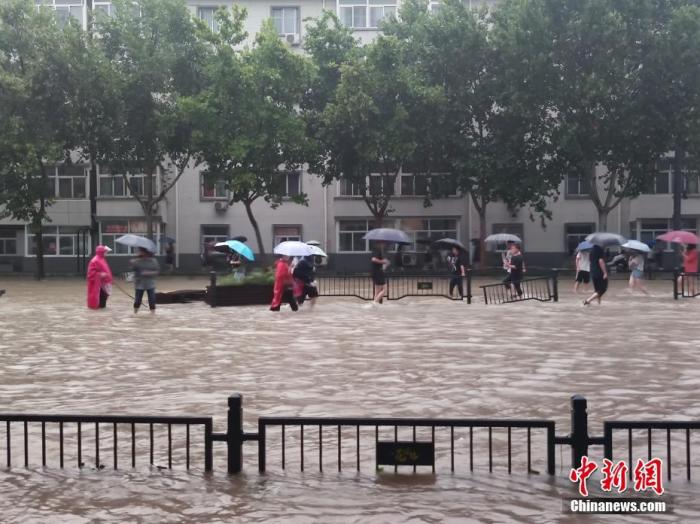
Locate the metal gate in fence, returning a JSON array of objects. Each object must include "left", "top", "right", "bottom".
[
  {"left": 480, "top": 271, "right": 559, "bottom": 305},
  {"left": 3, "top": 394, "right": 699, "bottom": 482},
  {"left": 673, "top": 271, "right": 700, "bottom": 299}
]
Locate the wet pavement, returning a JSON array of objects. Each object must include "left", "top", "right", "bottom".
[{"left": 0, "top": 275, "right": 698, "bottom": 523}]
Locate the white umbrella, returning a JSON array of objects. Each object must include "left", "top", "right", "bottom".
[
  {"left": 274, "top": 241, "right": 314, "bottom": 257},
  {"left": 485, "top": 233, "right": 522, "bottom": 244},
  {"left": 115, "top": 234, "right": 156, "bottom": 253},
  {"left": 308, "top": 245, "right": 327, "bottom": 257},
  {"left": 622, "top": 240, "right": 651, "bottom": 253}
]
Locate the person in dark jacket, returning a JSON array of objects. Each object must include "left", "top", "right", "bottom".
[{"left": 293, "top": 255, "right": 319, "bottom": 307}]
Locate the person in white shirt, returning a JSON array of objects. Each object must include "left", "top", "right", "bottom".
[{"left": 574, "top": 248, "right": 591, "bottom": 294}]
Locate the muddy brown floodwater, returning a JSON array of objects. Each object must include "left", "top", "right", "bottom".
[{"left": 0, "top": 275, "right": 699, "bottom": 523}]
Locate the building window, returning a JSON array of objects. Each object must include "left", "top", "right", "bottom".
[
  {"left": 401, "top": 175, "right": 429, "bottom": 196},
  {"left": 491, "top": 223, "right": 524, "bottom": 251},
  {"left": 197, "top": 6, "right": 221, "bottom": 32},
  {"left": 338, "top": 179, "right": 365, "bottom": 197},
  {"left": 27, "top": 226, "right": 87, "bottom": 256},
  {"left": 565, "top": 223, "right": 594, "bottom": 255},
  {"left": 201, "top": 224, "right": 229, "bottom": 252},
  {"left": 0, "top": 229, "right": 18, "bottom": 255},
  {"left": 631, "top": 218, "right": 697, "bottom": 251},
  {"left": 338, "top": 0, "right": 396, "bottom": 29},
  {"left": 400, "top": 218, "right": 458, "bottom": 252},
  {"left": 566, "top": 173, "right": 589, "bottom": 197},
  {"left": 337, "top": 219, "right": 396, "bottom": 252},
  {"left": 400, "top": 174, "right": 457, "bottom": 197},
  {"left": 271, "top": 7, "right": 299, "bottom": 38},
  {"left": 93, "top": 1, "right": 113, "bottom": 16},
  {"left": 98, "top": 167, "right": 154, "bottom": 198},
  {"left": 37, "top": 0, "right": 85, "bottom": 27},
  {"left": 368, "top": 175, "right": 395, "bottom": 196},
  {"left": 273, "top": 225, "right": 301, "bottom": 247},
  {"left": 50, "top": 165, "right": 87, "bottom": 199},
  {"left": 338, "top": 220, "right": 371, "bottom": 252},
  {"left": 271, "top": 172, "right": 301, "bottom": 198},
  {"left": 201, "top": 175, "right": 227, "bottom": 200},
  {"left": 100, "top": 220, "right": 158, "bottom": 255}
]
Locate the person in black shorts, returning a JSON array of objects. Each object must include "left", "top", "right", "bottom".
[
  {"left": 583, "top": 244, "right": 609, "bottom": 305},
  {"left": 446, "top": 246, "right": 466, "bottom": 300},
  {"left": 293, "top": 255, "right": 319, "bottom": 307},
  {"left": 371, "top": 242, "right": 390, "bottom": 303},
  {"left": 503, "top": 243, "right": 524, "bottom": 298}
]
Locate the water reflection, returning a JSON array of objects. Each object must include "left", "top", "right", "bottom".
[{"left": 0, "top": 276, "right": 698, "bottom": 522}]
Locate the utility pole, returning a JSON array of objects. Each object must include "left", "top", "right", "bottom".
[{"left": 672, "top": 147, "right": 684, "bottom": 267}]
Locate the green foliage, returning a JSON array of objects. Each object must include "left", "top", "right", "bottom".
[
  {"left": 96, "top": 0, "right": 206, "bottom": 238},
  {"left": 217, "top": 269, "right": 274, "bottom": 287},
  {"left": 186, "top": 9, "right": 311, "bottom": 253}
]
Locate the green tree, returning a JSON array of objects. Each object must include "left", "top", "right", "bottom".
[
  {"left": 188, "top": 10, "right": 310, "bottom": 254},
  {"left": 0, "top": 0, "right": 76, "bottom": 279},
  {"left": 520, "top": 0, "right": 673, "bottom": 230},
  {"left": 386, "top": 0, "right": 562, "bottom": 263},
  {"left": 97, "top": 0, "right": 206, "bottom": 240},
  {"left": 312, "top": 33, "right": 438, "bottom": 223}
]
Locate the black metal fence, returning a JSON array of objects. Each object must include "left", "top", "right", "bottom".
[
  {"left": 480, "top": 271, "right": 559, "bottom": 305},
  {"left": 316, "top": 272, "right": 473, "bottom": 303},
  {"left": 0, "top": 413, "right": 213, "bottom": 471},
  {"left": 673, "top": 271, "right": 700, "bottom": 299},
  {"left": 3, "top": 393, "right": 700, "bottom": 481}
]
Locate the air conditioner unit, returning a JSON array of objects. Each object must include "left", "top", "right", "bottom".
[
  {"left": 402, "top": 253, "right": 418, "bottom": 266},
  {"left": 284, "top": 33, "right": 301, "bottom": 46},
  {"left": 214, "top": 201, "right": 228, "bottom": 213}
]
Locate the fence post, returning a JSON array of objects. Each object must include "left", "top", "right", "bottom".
[
  {"left": 466, "top": 269, "right": 472, "bottom": 304},
  {"left": 209, "top": 271, "right": 218, "bottom": 308},
  {"left": 673, "top": 269, "right": 679, "bottom": 300},
  {"left": 551, "top": 269, "right": 559, "bottom": 302},
  {"left": 570, "top": 395, "right": 589, "bottom": 468},
  {"left": 227, "top": 394, "right": 243, "bottom": 474}
]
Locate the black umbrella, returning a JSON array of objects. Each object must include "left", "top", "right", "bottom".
[
  {"left": 432, "top": 238, "right": 466, "bottom": 251},
  {"left": 231, "top": 235, "right": 247, "bottom": 243},
  {"left": 586, "top": 232, "right": 626, "bottom": 247},
  {"left": 363, "top": 228, "right": 411, "bottom": 244}
]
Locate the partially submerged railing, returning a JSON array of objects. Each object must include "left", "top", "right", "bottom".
[
  {"left": 673, "top": 271, "right": 700, "bottom": 299},
  {"left": 480, "top": 271, "right": 559, "bottom": 305}
]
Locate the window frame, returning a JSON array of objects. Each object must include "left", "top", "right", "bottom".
[
  {"left": 565, "top": 173, "right": 590, "bottom": 198},
  {"left": 272, "top": 224, "right": 302, "bottom": 249},
  {"left": 200, "top": 174, "right": 228, "bottom": 201},
  {"left": 97, "top": 166, "right": 157, "bottom": 199},
  {"left": 26, "top": 225, "right": 89, "bottom": 257},
  {"left": 50, "top": 165, "right": 88, "bottom": 200},
  {"left": 99, "top": 220, "right": 161, "bottom": 256},
  {"left": 337, "top": 0, "right": 397, "bottom": 30},
  {"left": 0, "top": 230, "right": 18, "bottom": 256},
  {"left": 197, "top": 6, "right": 221, "bottom": 33},
  {"left": 564, "top": 222, "right": 595, "bottom": 256},
  {"left": 201, "top": 224, "right": 230, "bottom": 253},
  {"left": 271, "top": 6, "right": 300, "bottom": 38}
]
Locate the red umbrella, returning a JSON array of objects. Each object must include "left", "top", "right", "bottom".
[{"left": 657, "top": 230, "right": 700, "bottom": 244}]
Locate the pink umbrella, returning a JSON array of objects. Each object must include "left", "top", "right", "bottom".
[{"left": 657, "top": 230, "right": 700, "bottom": 245}]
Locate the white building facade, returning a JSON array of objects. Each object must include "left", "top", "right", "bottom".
[{"left": 0, "top": 0, "right": 695, "bottom": 274}]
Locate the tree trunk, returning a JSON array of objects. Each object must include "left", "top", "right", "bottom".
[
  {"left": 244, "top": 199, "right": 265, "bottom": 256},
  {"left": 597, "top": 208, "right": 609, "bottom": 231},
  {"left": 34, "top": 218, "right": 44, "bottom": 281},
  {"left": 89, "top": 158, "right": 98, "bottom": 252},
  {"left": 478, "top": 208, "right": 487, "bottom": 270}
]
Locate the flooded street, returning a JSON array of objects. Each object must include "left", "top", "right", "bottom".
[{"left": 1, "top": 276, "right": 699, "bottom": 523}]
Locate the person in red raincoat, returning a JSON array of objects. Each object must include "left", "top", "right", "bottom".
[
  {"left": 87, "top": 245, "right": 113, "bottom": 309},
  {"left": 270, "top": 256, "right": 298, "bottom": 312}
]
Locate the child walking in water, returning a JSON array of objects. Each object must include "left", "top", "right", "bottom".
[{"left": 628, "top": 251, "right": 649, "bottom": 294}]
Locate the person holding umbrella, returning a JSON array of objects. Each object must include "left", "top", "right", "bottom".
[
  {"left": 371, "top": 242, "right": 390, "bottom": 304},
  {"left": 130, "top": 247, "right": 160, "bottom": 314},
  {"left": 582, "top": 233, "right": 624, "bottom": 305},
  {"left": 502, "top": 242, "right": 524, "bottom": 298},
  {"left": 622, "top": 240, "right": 651, "bottom": 295},
  {"left": 446, "top": 245, "right": 466, "bottom": 300},
  {"left": 86, "top": 245, "right": 113, "bottom": 309},
  {"left": 293, "top": 255, "right": 318, "bottom": 307},
  {"left": 574, "top": 241, "right": 592, "bottom": 294}
]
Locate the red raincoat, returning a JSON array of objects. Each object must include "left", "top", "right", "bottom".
[
  {"left": 270, "top": 258, "right": 293, "bottom": 310},
  {"left": 86, "top": 245, "right": 113, "bottom": 309}
]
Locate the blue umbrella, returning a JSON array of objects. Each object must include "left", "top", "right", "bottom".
[
  {"left": 215, "top": 240, "right": 255, "bottom": 261},
  {"left": 576, "top": 240, "right": 594, "bottom": 252}
]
